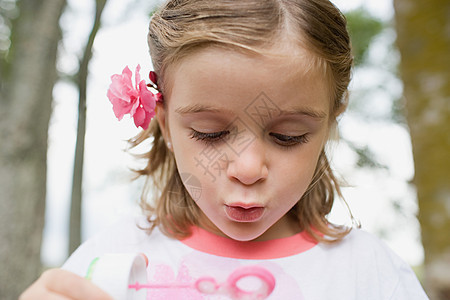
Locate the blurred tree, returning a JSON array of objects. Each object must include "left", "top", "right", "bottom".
[
  {"left": 69, "top": 0, "right": 107, "bottom": 255},
  {"left": 394, "top": 0, "right": 450, "bottom": 299},
  {"left": 0, "top": 0, "right": 66, "bottom": 298}
]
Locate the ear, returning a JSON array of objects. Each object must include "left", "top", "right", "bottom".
[{"left": 155, "top": 102, "right": 171, "bottom": 145}]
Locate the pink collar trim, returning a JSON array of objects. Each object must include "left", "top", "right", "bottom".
[{"left": 181, "top": 227, "right": 318, "bottom": 259}]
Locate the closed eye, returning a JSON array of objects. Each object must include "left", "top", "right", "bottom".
[
  {"left": 269, "top": 132, "right": 309, "bottom": 147},
  {"left": 189, "top": 129, "right": 229, "bottom": 144},
  {"left": 189, "top": 129, "right": 309, "bottom": 148}
]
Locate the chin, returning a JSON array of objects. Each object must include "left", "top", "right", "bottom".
[{"left": 221, "top": 224, "right": 268, "bottom": 242}]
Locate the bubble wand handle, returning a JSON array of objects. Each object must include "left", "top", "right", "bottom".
[{"left": 128, "top": 282, "right": 192, "bottom": 291}]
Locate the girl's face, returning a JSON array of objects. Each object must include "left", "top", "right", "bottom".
[{"left": 157, "top": 46, "right": 332, "bottom": 241}]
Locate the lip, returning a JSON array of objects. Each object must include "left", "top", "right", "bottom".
[{"left": 224, "top": 204, "right": 265, "bottom": 222}]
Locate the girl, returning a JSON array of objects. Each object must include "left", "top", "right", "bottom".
[{"left": 21, "top": 0, "right": 428, "bottom": 299}]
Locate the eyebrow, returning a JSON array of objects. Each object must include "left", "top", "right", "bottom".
[
  {"left": 175, "top": 104, "right": 327, "bottom": 120},
  {"left": 175, "top": 104, "right": 235, "bottom": 115},
  {"left": 279, "top": 106, "right": 328, "bottom": 120}
]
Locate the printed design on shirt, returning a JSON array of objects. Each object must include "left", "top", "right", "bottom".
[
  {"left": 146, "top": 263, "right": 204, "bottom": 299},
  {"left": 145, "top": 253, "right": 305, "bottom": 299}
]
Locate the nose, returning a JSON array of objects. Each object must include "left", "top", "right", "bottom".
[{"left": 226, "top": 139, "right": 269, "bottom": 185}]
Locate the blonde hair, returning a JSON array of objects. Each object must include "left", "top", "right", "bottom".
[{"left": 132, "top": 0, "right": 354, "bottom": 242}]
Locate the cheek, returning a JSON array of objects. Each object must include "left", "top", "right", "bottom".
[
  {"left": 172, "top": 139, "right": 204, "bottom": 178},
  {"left": 282, "top": 162, "right": 315, "bottom": 198},
  {"left": 282, "top": 141, "right": 325, "bottom": 194},
  {"left": 170, "top": 133, "right": 217, "bottom": 202}
]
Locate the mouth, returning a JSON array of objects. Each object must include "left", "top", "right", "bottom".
[{"left": 224, "top": 204, "right": 265, "bottom": 223}]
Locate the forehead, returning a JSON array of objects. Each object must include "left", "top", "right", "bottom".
[{"left": 165, "top": 45, "right": 331, "bottom": 114}]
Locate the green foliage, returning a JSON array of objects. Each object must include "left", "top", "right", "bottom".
[
  {"left": 345, "top": 8, "right": 384, "bottom": 66},
  {"left": 0, "top": 0, "right": 18, "bottom": 77},
  {"left": 149, "top": 5, "right": 159, "bottom": 18},
  {"left": 342, "top": 8, "right": 390, "bottom": 170},
  {"left": 346, "top": 141, "right": 388, "bottom": 170}
]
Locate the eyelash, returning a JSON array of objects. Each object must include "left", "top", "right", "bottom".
[
  {"left": 269, "top": 132, "right": 310, "bottom": 147},
  {"left": 189, "top": 130, "right": 309, "bottom": 147},
  {"left": 189, "top": 130, "right": 229, "bottom": 145}
]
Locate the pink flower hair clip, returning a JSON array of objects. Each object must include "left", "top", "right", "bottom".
[{"left": 107, "top": 65, "right": 163, "bottom": 130}]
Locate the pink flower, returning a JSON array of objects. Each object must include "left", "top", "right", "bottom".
[{"left": 107, "top": 65, "right": 160, "bottom": 130}]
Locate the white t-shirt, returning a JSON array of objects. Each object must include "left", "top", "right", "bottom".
[{"left": 63, "top": 216, "right": 428, "bottom": 299}]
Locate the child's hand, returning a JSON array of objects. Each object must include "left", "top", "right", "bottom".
[{"left": 20, "top": 268, "right": 113, "bottom": 300}]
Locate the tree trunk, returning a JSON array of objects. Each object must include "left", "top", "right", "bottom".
[
  {"left": 394, "top": 0, "right": 450, "bottom": 299},
  {"left": 0, "top": 0, "right": 66, "bottom": 299},
  {"left": 69, "top": 0, "right": 107, "bottom": 255}
]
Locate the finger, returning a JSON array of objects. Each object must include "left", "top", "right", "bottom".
[
  {"left": 27, "top": 292, "right": 71, "bottom": 300},
  {"left": 20, "top": 278, "right": 71, "bottom": 300},
  {"left": 41, "top": 269, "right": 113, "bottom": 300}
]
